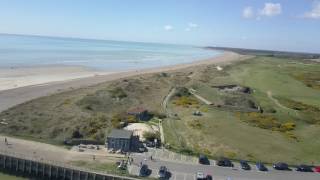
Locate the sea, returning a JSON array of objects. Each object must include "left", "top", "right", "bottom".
[{"left": 0, "top": 34, "right": 221, "bottom": 71}]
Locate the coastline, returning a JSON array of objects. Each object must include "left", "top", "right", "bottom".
[
  {"left": 0, "top": 51, "right": 251, "bottom": 112},
  {"left": 0, "top": 51, "right": 243, "bottom": 92}
]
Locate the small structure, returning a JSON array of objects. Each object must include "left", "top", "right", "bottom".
[
  {"left": 127, "top": 107, "right": 150, "bottom": 121},
  {"left": 106, "top": 129, "right": 133, "bottom": 152},
  {"left": 193, "top": 111, "right": 202, "bottom": 116}
]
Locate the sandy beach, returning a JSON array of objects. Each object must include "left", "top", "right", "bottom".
[
  {"left": 0, "top": 66, "right": 113, "bottom": 91},
  {"left": 0, "top": 51, "right": 250, "bottom": 112}
]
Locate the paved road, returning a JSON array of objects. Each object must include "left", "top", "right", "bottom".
[
  {"left": 189, "top": 89, "right": 213, "bottom": 105},
  {"left": 129, "top": 149, "right": 320, "bottom": 180}
]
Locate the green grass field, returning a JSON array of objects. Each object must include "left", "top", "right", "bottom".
[
  {"left": 164, "top": 56, "right": 320, "bottom": 165},
  {"left": 0, "top": 172, "right": 28, "bottom": 180}
]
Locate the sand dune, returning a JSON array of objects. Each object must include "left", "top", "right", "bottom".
[{"left": 0, "top": 51, "right": 250, "bottom": 112}]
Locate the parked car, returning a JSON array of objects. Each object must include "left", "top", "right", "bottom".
[
  {"left": 158, "top": 166, "right": 169, "bottom": 179},
  {"left": 217, "top": 158, "right": 233, "bottom": 167},
  {"left": 117, "top": 160, "right": 126, "bottom": 170},
  {"left": 296, "top": 165, "right": 313, "bottom": 172},
  {"left": 240, "top": 160, "right": 251, "bottom": 170},
  {"left": 196, "top": 171, "right": 206, "bottom": 180},
  {"left": 256, "top": 162, "right": 268, "bottom": 171},
  {"left": 146, "top": 141, "right": 156, "bottom": 147},
  {"left": 206, "top": 174, "right": 213, "bottom": 180},
  {"left": 273, "top": 162, "right": 291, "bottom": 171},
  {"left": 139, "top": 164, "right": 150, "bottom": 177},
  {"left": 313, "top": 166, "right": 320, "bottom": 173},
  {"left": 199, "top": 154, "right": 210, "bottom": 165}
]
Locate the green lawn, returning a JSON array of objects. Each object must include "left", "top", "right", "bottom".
[{"left": 0, "top": 172, "right": 28, "bottom": 180}]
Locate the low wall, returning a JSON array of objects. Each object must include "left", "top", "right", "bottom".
[{"left": 0, "top": 152, "right": 138, "bottom": 180}]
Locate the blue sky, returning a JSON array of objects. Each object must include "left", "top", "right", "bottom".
[{"left": 0, "top": 0, "right": 320, "bottom": 53}]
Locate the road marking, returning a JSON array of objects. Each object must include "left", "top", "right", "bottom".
[{"left": 184, "top": 173, "right": 187, "bottom": 180}]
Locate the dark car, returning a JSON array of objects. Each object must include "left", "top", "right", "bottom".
[
  {"left": 146, "top": 141, "right": 155, "bottom": 147},
  {"left": 273, "top": 162, "right": 291, "bottom": 171},
  {"left": 256, "top": 162, "right": 268, "bottom": 171},
  {"left": 217, "top": 158, "right": 233, "bottom": 167},
  {"left": 296, "top": 165, "right": 313, "bottom": 172},
  {"left": 206, "top": 174, "right": 213, "bottom": 180},
  {"left": 199, "top": 155, "right": 210, "bottom": 165},
  {"left": 240, "top": 160, "right": 251, "bottom": 170},
  {"left": 158, "top": 166, "right": 169, "bottom": 179},
  {"left": 139, "top": 164, "right": 151, "bottom": 177}
]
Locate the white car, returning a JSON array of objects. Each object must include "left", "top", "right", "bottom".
[{"left": 196, "top": 171, "right": 205, "bottom": 180}]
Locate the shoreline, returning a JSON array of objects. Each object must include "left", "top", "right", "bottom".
[
  {"left": 0, "top": 51, "right": 251, "bottom": 112},
  {"left": 0, "top": 51, "right": 243, "bottom": 92}
]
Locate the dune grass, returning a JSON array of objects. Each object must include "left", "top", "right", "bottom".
[{"left": 164, "top": 56, "right": 320, "bottom": 165}]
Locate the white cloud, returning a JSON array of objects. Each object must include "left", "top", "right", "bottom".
[
  {"left": 164, "top": 25, "right": 173, "bottom": 31},
  {"left": 243, "top": 6, "right": 254, "bottom": 18},
  {"left": 259, "top": 3, "right": 282, "bottom": 17},
  {"left": 303, "top": 1, "right": 320, "bottom": 19},
  {"left": 185, "top": 22, "right": 198, "bottom": 32},
  {"left": 188, "top": 22, "right": 198, "bottom": 28},
  {"left": 185, "top": 28, "right": 191, "bottom": 31}
]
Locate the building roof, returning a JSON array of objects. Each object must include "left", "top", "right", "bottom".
[
  {"left": 127, "top": 107, "right": 147, "bottom": 114},
  {"left": 108, "top": 129, "right": 133, "bottom": 139}
]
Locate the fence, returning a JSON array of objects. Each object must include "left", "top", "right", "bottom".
[{"left": 0, "top": 150, "right": 138, "bottom": 180}]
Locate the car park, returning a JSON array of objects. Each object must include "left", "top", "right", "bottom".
[
  {"left": 240, "top": 160, "right": 251, "bottom": 170},
  {"left": 199, "top": 154, "right": 210, "bottom": 165},
  {"left": 273, "top": 162, "right": 291, "bottom": 171},
  {"left": 158, "top": 166, "right": 169, "bottom": 179},
  {"left": 217, "top": 158, "right": 234, "bottom": 167},
  {"left": 196, "top": 171, "right": 206, "bottom": 180},
  {"left": 296, "top": 165, "right": 313, "bottom": 172},
  {"left": 256, "top": 162, "right": 268, "bottom": 171},
  {"left": 139, "top": 164, "right": 150, "bottom": 177}
]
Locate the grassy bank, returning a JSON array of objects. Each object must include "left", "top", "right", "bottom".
[
  {"left": 0, "top": 172, "right": 28, "bottom": 180},
  {"left": 163, "top": 56, "right": 320, "bottom": 165}
]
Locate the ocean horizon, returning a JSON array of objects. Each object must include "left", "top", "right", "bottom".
[{"left": 0, "top": 34, "right": 221, "bottom": 71}]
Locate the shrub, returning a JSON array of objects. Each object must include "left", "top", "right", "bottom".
[
  {"left": 173, "top": 96, "right": 199, "bottom": 107},
  {"left": 111, "top": 114, "right": 122, "bottom": 128},
  {"left": 237, "top": 112, "right": 281, "bottom": 130},
  {"left": 126, "top": 115, "right": 138, "bottom": 123},
  {"left": 174, "top": 87, "right": 191, "bottom": 97},
  {"left": 72, "top": 128, "right": 83, "bottom": 139},
  {"left": 285, "top": 131, "right": 298, "bottom": 141},
  {"left": 280, "top": 122, "right": 296, "bottom": 132},
  {"left": 188, "top": 119, "right": 202, "bottom": 129},
  {"left": 108, "top": 87, "right": 127, "bottom": 99},
  {"left": 143, "top": 131, "right": 160, "bottom": 142}
]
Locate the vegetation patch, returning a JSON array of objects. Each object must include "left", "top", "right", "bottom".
[
  {"left": 277, "top": 98, "right": 320, "bottom": 124},
  {"left": 291, "top": 72, "right": 320, "bottom": 90},
  {"left": 111, "top": 113, "right": 138, "bottom": 129},
  {"left": 70, "top": 161, "right": 128, "bottom": 176},
  {"left": 187, "top": 119, "right": 202, "bottom": 129},
  {"left": 143, "top": 131, "right": 160, "bottom": 142},
  {"left": 173, "top": 96, "right": 199, "bottom": 107},
  {"left": 108, "top": 87, "right": 128, "bottom": 99},
  {"left": 236, "top": 112, "right": 296, "bottom": 132}
]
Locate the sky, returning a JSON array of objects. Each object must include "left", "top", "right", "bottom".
[{"left": 0, "top": 0, "right": 320, "bottom": 53}]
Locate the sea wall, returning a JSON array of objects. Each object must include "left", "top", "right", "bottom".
[{"left": 0, "top": 153, "right": 137, "bottom": 180}]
